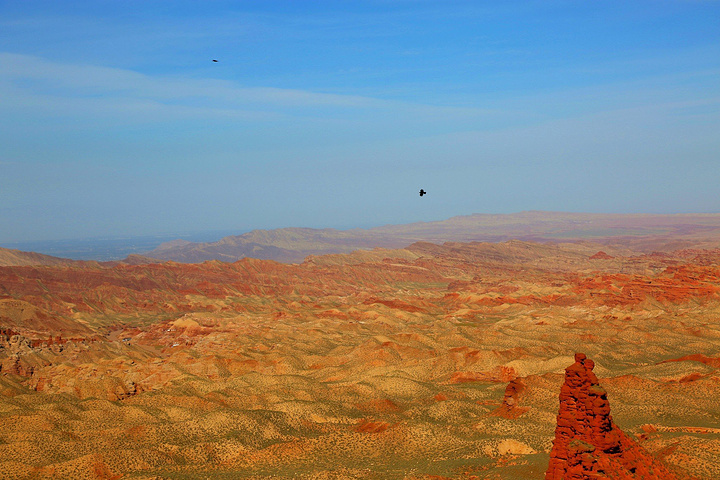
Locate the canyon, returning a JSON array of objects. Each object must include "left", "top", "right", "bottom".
[{"left": 1, "top": 231, "right": 719, "bottom": 478}]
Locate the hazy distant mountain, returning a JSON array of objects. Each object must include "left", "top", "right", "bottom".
[
  {"left": 142, "top": 227, "right": 401, "bottom": 263},
  {"left": 0, "top": 247, "right": 164, "bottom": 267},
  {"left": 143, "top": 211, "right": 720, "bottom": 263},
  {"left": 0, "top": 247, "right": 77, "bottom": 267}
]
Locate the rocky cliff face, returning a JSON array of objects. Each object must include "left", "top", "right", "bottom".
[{"left": 546, "top": 353, "right": 680, "bottom": 480}]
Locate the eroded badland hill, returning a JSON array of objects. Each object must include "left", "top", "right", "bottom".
[{"left": 1, "top": 239, "right": 720, "bottom": 479}]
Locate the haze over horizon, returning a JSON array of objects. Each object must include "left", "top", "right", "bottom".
[{"left": 2, "top": 0, "right": 719, "bottom": 244}]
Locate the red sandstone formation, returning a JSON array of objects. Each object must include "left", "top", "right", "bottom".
[
  {"left": 546, "top": 353, "right": 680, "bottom": 480},
  {"left": 590, "top": 251, "right": 614, "bottom": 260},
  {"left": 491, "top": 378, "right": 529, "bottom": 419},
  {"left": 572, "top": 265, "right": 720, "bottom": 306},
  {"left": 354, "top": 419, "right": 390, "bottom": 433}
]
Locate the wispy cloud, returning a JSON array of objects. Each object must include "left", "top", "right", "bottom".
[
  {"left": 0, "top": 53, "right": 377, "bottom": 109},
  {"left": 0, "top": 52, "right": 515, "bottom": 136}
]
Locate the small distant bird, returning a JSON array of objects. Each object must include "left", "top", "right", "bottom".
[
  {"left": 212, "top": 59, "right": 218, "bottom": 62},
  {"left": 419, "top": 189, "right": 427, "bottom": 197}
]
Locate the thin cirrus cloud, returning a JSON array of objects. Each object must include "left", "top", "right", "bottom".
[
  {"left": 0, "top": 52, "right": 524, "bottom": 163},
  {"left": 0, "top": 52, "right": 514, "bottom": 132},
  {"left": 2, "top": 48, "right": 718, "bottom": 169},
  {"left": 0, "top": 52, "right": 494, "bottom": 110},
  {"left": 0, "top": 53, "right": 372, "bottom": 112}
]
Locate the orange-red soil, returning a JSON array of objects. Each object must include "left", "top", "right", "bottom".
[{"left": 0, "top": 240, "right": 719, "bottom": 478}]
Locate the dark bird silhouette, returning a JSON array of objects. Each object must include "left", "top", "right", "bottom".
[
  {"left": 419, "top": 189, "right": 426, "bottom": 197},
  {"left": 212, "top": 59, "right": 218, "bottom": 62}
]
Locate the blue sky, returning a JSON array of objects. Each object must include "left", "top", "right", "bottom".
[{"left": 1, "top": 0, "right": 719, "bottom": 243}]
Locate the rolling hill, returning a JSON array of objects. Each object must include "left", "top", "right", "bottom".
[
  {"left": 1, "top": 238, "right": 718, "bottom": 478},
  {"left": 143, "top": 211, "right": 720, "bottom": 263}
]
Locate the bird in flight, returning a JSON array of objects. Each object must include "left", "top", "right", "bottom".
[
  {"left": 419, "top": 189, "right": 427, "bottom": 197},
  {"left": 212, "top": 59, "right": 219, "bottom": 62}
]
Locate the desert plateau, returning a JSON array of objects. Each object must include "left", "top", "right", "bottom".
[
  {"left": 2, "top": 214, "right": 720, "bottom": 479},
  {"left": 3, "top": 1, "right": 719, "bottom": 478}
]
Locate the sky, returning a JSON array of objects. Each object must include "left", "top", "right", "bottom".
[{"left": 1, "top": 0, "right": 719, "bottom": 243}]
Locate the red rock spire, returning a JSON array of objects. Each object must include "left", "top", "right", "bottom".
[{"left": 546, "top": 353, "right": 680, "bottom": 480}]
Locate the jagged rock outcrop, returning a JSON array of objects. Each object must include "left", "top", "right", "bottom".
[
  {"left": 491, "top": 377, "right": 530, "bottom": 419},
  {"left": 0, "top": 354, "right": 34, "bottom": 377},
  {"left": 546, "top": 353, "right": 680, "bottom": 480}
]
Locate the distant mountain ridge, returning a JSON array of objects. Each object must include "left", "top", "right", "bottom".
[
  {"left": 0, "top": 248, "right": 161, "bottom": 267},
  {"left": 142, "top": 227, "right": 401, "bottom": 263},
  {"left": 0, "top": 247, "right": 77, "bottom": 267},
  {"left": 143, "top": 211, "right": 720, "bottom": 263},
  {"left": 6, "top": 211, "right": 720, "bottom": 266}
]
